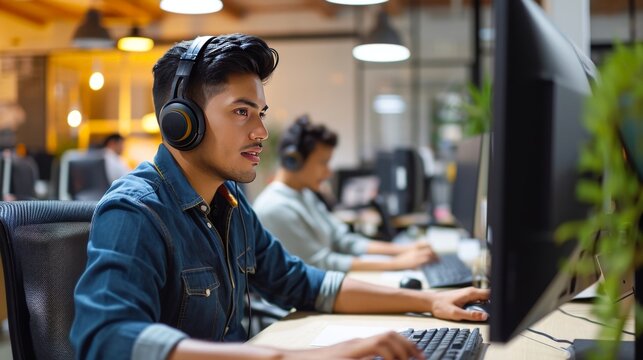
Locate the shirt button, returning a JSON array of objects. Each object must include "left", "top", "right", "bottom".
[
  {"left": 200, "top": 205, "right": 208, "bottom": 212},
  {"left": 207, "top": 222, "right": 212, "bottom": 229},
  {"left": 205, "top": 289, "right": 211, "bottom": 297}
]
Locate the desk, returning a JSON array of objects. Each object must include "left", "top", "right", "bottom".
[{"left": 250, "top": 272, "right": 635, "bottom": 359}]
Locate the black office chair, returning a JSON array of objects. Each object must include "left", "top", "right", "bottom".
[
  {"left": 0, "top": 152, "right": 40, "bottom": 200},
  {"left": 58, "top": 150, "right": 110, "bottom": 201},
  {"left": 0, "top": 200, "right": 96, "bottom": 360}
]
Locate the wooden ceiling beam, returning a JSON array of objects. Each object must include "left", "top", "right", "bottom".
[
  {"left": 102, "top": 0, "right": 157, "bottom": 22},
  {"left": 219, "top": 0, "right": 248, "bottom": 19},
  {"left": 0, "top": 2, "right": 47, "bottom": 25},
  {"left": 305, "top": 0, "right": 339, "bottom": 17},
  {"left": 31, "top": 0, "right": 85, "bottom": 19},
  {"left": 386, "top": 0, "right": 405, "bottom": 16}
]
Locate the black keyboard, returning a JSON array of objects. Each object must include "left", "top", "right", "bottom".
[
  {"left": 421, "top": 253, "right": 473, "bottom": 288},
  {"left": 376, "top": 327, "right": 483, "bottom": 360}
]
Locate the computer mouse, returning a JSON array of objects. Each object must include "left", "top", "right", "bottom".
[
  {"left": 399, "top": 276, "right": 423, "bottom": 290},
  {"left": 463, "top": 301, "right": 491, "bottom": 319}
]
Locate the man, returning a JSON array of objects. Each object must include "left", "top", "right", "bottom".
[
  {"left": 102, "top": 133, "right": 131, "bottom": 182},
  {"left": 71, "top": 34, "right": 488, "bottom": 360},
  {"left": 254, "top": 116, "right": 437, "bottom": 272}
]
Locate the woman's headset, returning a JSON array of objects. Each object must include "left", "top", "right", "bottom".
[
  {"left": 159, "top": 36, "right": 216, "bottom": 151},
  {"left": 280, "top": 115, "right": 311, "bottom": 171}
]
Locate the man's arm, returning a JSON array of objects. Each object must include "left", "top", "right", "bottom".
[
  {"left": 168, "top": 331, "right": 424, "bottom": 360},
  {"left": 333, "top": 277, "right": 489, "bottom": 322}
]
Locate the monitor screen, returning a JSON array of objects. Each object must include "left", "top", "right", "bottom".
[
  {"left": 488, "top": 0, "right": 600, "bottom": 342},
  {"left": 450, "top": 135, "right": 483, "bottom": 237},
  {"left": 335, "top": 169, "right": 379, "bottom": 209}
]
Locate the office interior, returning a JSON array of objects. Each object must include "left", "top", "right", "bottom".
[{"left": 0, "top": 0, "right": 641, "bottom": 359}]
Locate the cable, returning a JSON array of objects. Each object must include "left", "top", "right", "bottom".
[
  {"left": 526, "top": 328, "right": 574, "bottom": 345},
  {"left": 235, "top": 182, "right": 252, "bottom": 341},
  {"left": 557, "top": 308, "right": 635, "bottom": 336},
  {"left": 519, "top": 333, "right": 568, "bottom": 352},
  {"left": 616, "top": 289, "right": 635, "bottom": 303}
]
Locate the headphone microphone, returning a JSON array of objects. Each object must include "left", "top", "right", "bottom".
[{"left": 159, "top": 36, "right": 216, "bottom": 151}]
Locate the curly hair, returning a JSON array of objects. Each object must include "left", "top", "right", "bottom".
[{"left": 279, "top": 115, "right": 338, "bottom": 163}]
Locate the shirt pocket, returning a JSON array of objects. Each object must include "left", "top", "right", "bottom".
[
  {"left": 236, "top": 245, "right": 256, "bottom": 275},
  {"left": 177, "top": 267, "right": 221, "bottom": 338}
]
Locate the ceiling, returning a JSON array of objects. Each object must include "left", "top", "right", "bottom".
[{"left": 0, "top": 0, "right": 638, "bottom": 26}]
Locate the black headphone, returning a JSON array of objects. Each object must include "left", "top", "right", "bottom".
[
  {"left": 159, "top": 36, "right": 216, "bottom": 151},
  {"left": 280, "top": 116, "right": 310, "bottom": 171}
]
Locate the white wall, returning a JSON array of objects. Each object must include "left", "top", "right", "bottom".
[{"left": 265, "top": 39, "right": 357, "bottom": 169}]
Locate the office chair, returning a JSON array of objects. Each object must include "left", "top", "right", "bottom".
[
  {"left": 1, "top": 152, "right": 40, "bottom": 200},
  {"left": 58, "top": 149, "right": 110, "bottom": 201},
  {"left": 247, "top": 293, "right": 290, "bottom": 338},
  {"left": 0, "top": 200, "right": 96, "bottom": 360}
]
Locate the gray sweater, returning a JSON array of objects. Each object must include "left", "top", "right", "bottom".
[{"left": 253, "top": 181, "right": 369, "bottom": 272}]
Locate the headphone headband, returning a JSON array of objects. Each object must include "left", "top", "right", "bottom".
[{"left": 169, "top": 36, "right": 216, "bottom": 100}]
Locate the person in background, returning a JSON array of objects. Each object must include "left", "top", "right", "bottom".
[
  {"left": 71, "top": 34, "right": 488, "bottom": 360},
  {"left": 253, "top": 115, "right": 437, "bottom": 272},
  {"left": 102, "top": 133, "right": 132, "bottom": 183}
]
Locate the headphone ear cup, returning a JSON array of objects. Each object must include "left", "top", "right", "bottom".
[
  {"left": 159, "top": 98, "right": 205, "bottom": 151},
  {"left": 281, "top": 144, "right": 303, "bottom": 171}
]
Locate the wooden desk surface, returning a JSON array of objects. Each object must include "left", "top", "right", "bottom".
[{"left": 250, "top": 271, "right": 636, "bottom": 359}]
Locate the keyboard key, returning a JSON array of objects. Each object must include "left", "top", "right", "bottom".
[
  {"left": 421, "top": 253, "right": 473, "bottom": 288},
  {"left": 398, "top": 327, "right": 482, "bottom": 360}
]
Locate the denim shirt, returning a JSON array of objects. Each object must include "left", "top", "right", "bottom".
[{"left": 70, "top": 144, "right": 344, "bottom": 360}]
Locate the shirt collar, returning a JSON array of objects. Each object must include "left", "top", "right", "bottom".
[{"left": 153, "top": 144, "right": 239, "bottom": 213}]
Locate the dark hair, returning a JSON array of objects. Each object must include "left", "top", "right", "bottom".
[
  {"left": 279, "top": 115, "right": 338, "bottom": 162},
  {"left": 102, "top": 133, "right": 124, "bottom": 147},
  {"left": 152, "top": 33, "right": 279, "bottom": 118}
]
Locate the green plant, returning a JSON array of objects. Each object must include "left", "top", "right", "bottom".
[
  {"left": 461, "top": 77, "right": 493, "bottom": 136},
  {"left": 556, "top": 43, "right": 643, "bottom": 359}
]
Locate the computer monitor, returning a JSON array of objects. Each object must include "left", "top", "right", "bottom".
[
  {"left": 334, "top": 168, "right": 379, "bottom": 209},
  {"left": 376, "top": 148, "right": 427, "bottom": 216},
  {"left": 489, "top": 0, "right": 601, "bottom": 342},
  {"left": 450, "top": 135, "right": 483, "bottom": 237}
]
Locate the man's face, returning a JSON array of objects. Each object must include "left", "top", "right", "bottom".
[
  {"left": 193, "top": 72, "right": 269, "bottom": 184},
  {"left": 298, "top": 143, "right": 334, "bottom": 192}
]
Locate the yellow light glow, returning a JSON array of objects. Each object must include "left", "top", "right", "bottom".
[
  {"left": 118, "top": 36, "right": 154, "bottom": 52},
  {"left": 142, "top": 112, "right": 160, "bottom": 133},
  {"left": 67, "top": 110, "right": 82, "bottom": 128},
  {"left": 89, "top": 71, "right": 105, "bottom": 90}
]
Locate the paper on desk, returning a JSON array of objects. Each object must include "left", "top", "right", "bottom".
[
  {"left": 425, "top": 227, "right": 461, "bottom": 252},
  {"left": 310, "top": 325, "right": 398, "bottom": 347}
]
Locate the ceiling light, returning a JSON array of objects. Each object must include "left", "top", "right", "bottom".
[
  {"left": 72, "top": 8, "right": 114, "bottom": 49},
  {"left": 326, "top": 0, "right": 388, "bottom": 5},
  {"left": 373, "top": 94, "right": 406, "bottom": 114},
  {"left": 67, "top": 110, "right": 82, "bottom": 128},
  {"left": 160, "top": 0, "right": 223, "bottom": 14},
  {"left": 118, "top": 26, "right": 154, "bottom": 52},
  {"left": 89, "top": 72, "right": 104, "bottom": 91},
  {"left": 353, "top": 11, "right": 410, "bottom": 62}
]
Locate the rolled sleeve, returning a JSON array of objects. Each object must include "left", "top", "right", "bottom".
[
  {"left": 132, "top": 324, "right": 188, "bottom": 360},
  {"left": 314, "top": 271, "right": 345, "bottom": 313}
]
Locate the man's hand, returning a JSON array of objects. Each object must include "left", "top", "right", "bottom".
[
  {"left": 429, "top": 287, "right": 490, "bottom": 322},
  {"left": 284, "top": 331, "right": 424, "bottom": 360}
]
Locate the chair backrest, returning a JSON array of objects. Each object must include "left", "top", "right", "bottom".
[
  {"left": 0, "top": 200, "right": 96, "bottom": 360},
  {"left": 58, "top": 150, "right": 110, "bottom": 201},
  {"left": 1, "top": 152, "right": 39, "bottom": 200}
]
